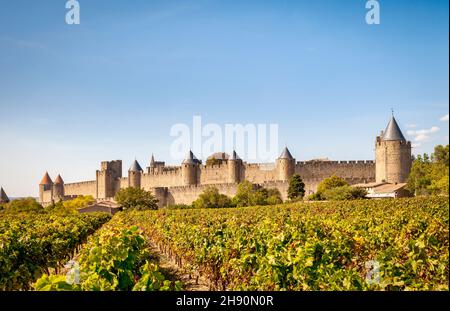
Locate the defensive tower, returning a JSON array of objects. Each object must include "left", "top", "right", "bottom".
[
  {"left": 128, "top": 159, "right": 143, "bottom": 188},
  {"left": 96, "top": 160, "right": 122, "bottom": 199},
  {"left": 375, "top": 115, "right": 412, "bottom": 183},
  {"left": 53, "top": 174, "right": 65, "bottom": 198},
  {"left": 39, "top": 172, "right": 53, "bottom": 203},
  {"left": 276, "top": 147, "right": 295, "bottom": 181},
  {"left": 182, "top": 150, "right": 200, "bottom": 186},
  {"left": 227, "top": 150, "right": 242, "bottom": 183}
]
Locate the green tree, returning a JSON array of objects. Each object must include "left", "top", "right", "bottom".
[
  {"left": 115, "top": 187, "right": 159, "bottom": 210},
  {"left": 232, "top": 181, "right": 264, "bottom": 207},
  {"left": 253, "top": 188, "right": 269, "bottom": 206},
  {"left": 1, "top": 198, "right": 44, "bottom": 214},
  {"left": 63, "top": 195, "right": 95, "bottom": 210},
  {"left": 266, "top": 188, "right": 283, "bottom": 205},
  {"left": 232, "top": 181, "right": 282, "bottom": 207},
  {"left": 316, "top": 175, "right": 349, "bottom": 194},
  {"left": 407, "top": 145, "right": 449, "bottom": 196},
  {"left": 192, "top": 186, "right": 231, "bottom": 209},
  {"left": 432, "top": 144, "right": 449, "bottom": 165},
  {"left": 309, "top": 175, "right": 349, "bottom": 200},
  {"left": 287, "top": 174, "right": 305, "bottom": 200},
  {"left": 321, "top": 185, "right": 367, "bottom": 201},
  {"left": 233, "top": 181, "right": 255, "bottom": 207}
]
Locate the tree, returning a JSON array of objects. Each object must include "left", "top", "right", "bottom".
[
  {"left": 1, "top": 198, "right": 44, "bottom": 214},
  {"left": 432, "top": 144, "right": 449, "bottom": 165},
  {"left": 317, "top": 175, "right": 349, "bottom": 194},
  {"left": 288, "top": 174, "right": 305, "bottom": 200},
  {"left": 192, "top": 186, "right": 231, "bottom": 209},
  {"left": 266, "top": 188, "right": 283, "bottom": 205},
  {"left": 251, "top": 187, "right": 267, "bottom": 206},
  {"left": 63, "top": 195, "right": 95, "bottom": 210},
  {"left": 308, "top": 175, "right": 349, "bottom": 201},
  {"left": 115, "top": 187, "right": 159, "bottom": 210},
  {"left": 321, "top": 185, "right": 367, "bottom": 201},
  {"left": 232, "top": 181, "right": 283, "bottom": 207},
  {"left": 233, "top": 181, "right": 255, "bottom": 207},
  {"left": 407, "top": 145, "right": 449, "bottom": 196}
]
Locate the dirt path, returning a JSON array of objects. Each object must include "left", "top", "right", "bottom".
[{"left": 147, "top": 241, "right": 210, "bottom": 291}]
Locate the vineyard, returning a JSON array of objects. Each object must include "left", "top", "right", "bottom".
[
  {"left": 0, "top": 212, "right": 111, "bottom": 290},
  {"left": 114, "top": 197, "right": 449, "bottom": 291},
  {"left": 34, "top": 217, "right": 182, "bottom": 291},
  {"left": 1, "top": 197, "right": 448, "bottom": 291}
]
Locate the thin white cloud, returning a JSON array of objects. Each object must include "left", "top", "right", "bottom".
[
  {"left": 414, "top": 134, "right": 428, "bottom": 142},
  {"left": 406, "top": 123, "right": 418, "bottom": 128},
  {"left": 407, "top": 126, "right": 440, "bottom": 143},
  {"left": 440, "top": 114, "right": 449, "bottom": 122},
  {"left": 407, "top": 127, "right": 439, "bottom": 136}
]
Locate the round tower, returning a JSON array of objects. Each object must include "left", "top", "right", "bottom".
[
  {"left": 128, "top": 159, "right": 143, "bottom": 188},
  {"left": 277, "top": 147, "right": 295, "bottom": 181},
  {"left": 53, "top": 174, "right": 65, "bottom": 198},
  {"left": 228, "top": 151, "right": 242, "bottom": 183},
  {"left": 375, "top": 116, "right": 412, "bottom": 183},
  {"left": 39, "top": 172, "right": 53, "bottom": 203},
  {"left": 182, "top": 150, "right": 198, "bottom": 186}
]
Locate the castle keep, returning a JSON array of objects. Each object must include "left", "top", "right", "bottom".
[{"left": 39, "top": 116, "right": 412, "bottom": 206}]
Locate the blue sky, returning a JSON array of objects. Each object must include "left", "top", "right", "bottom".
[{"left": 0, "top": 0, "right": 448, "bottom": 197}]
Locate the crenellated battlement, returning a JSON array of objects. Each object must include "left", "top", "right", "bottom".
[
  {"left": 65, "top": 180, "right": 97, "bottom": 186},
  {"left": 148, "top": 167, "right": 181, "bottom": 176},
  {"left": 201, "top": 163, "right": 227, "bottom": 170},
  {"left": 296, "top": 160, "right": 374, "bottom": 165}
]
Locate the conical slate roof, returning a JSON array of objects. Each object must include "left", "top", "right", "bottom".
[
  {"left": 40, "top": 172, "right": 53, "bottom": 185},
  {"left": 382, "top": 116, "right": 406, "bottom": 142},
  {"left": 54, "top": 174, "right": 64, "bottom": 184},
  {"left": 129, "top": 160, "right": 143, "bottom": 172},
  {"left": 0, "top": 187, "right": 9, "bottom": 203},
  {"left": 278, "top": 147, "right": 294, "bottom": 160},
  {"left": 182, "top": 150, "right": 199, "bottom": 164}
]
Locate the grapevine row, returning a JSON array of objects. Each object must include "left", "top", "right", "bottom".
[
  {"left": 116, "top": 197, "right": 449, "bottom": 290},
  {"left": 0, "top": 212, "right": 111, "bottom": 290},
  {"left": 34, "top": 217, "right": 182, "bottom": 291}
]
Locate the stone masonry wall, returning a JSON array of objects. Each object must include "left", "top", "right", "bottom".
[
  {"left": 64, "top": 180, "right": 97, "bottom": 197},
  {"left": 200, "top": 164, "right": 229, "bottom": 184},
  {"left": 296, "top": 161, "right": 375, "bottom": 181},
  {"left": 140, "top": 169, "right": 183, "bottom": 190},
  {"left": 243, "top": 163, "right": 278, "bottom": 183},
  {"left": 50, "top": 159, "right": 376, "bottom": 206}
]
